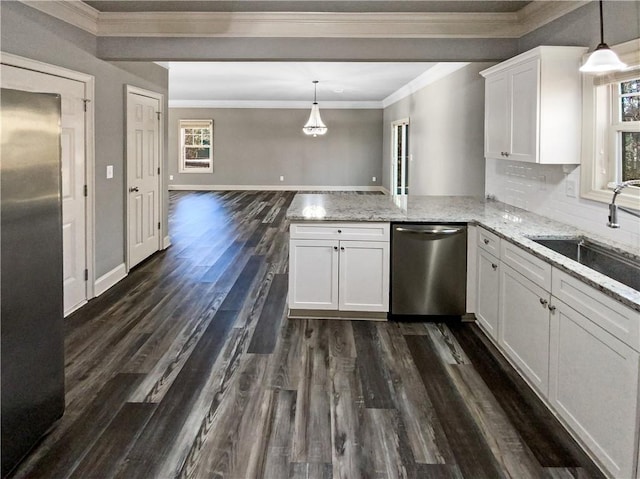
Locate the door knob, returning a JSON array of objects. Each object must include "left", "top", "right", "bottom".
[{"left": 129, "top": 186, "right": 139, "bottom": 192}]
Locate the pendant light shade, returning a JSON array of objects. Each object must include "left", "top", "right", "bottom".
[
  {"left": 580, "top": 1, "right": 627, "bottom": 73},
  {"left": 303, "top": 81, "right": 327, "bottom": 137}
]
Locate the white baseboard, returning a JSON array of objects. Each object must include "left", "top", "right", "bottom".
[
  {"left": 169, "top": 184, "right": 386, "bottom": 192},
  {"left": 94, "top": 263, "right": 127, "bottom": 297},
  {"left": 380, "top": 186, "right": 391, "bottom": 195},
  {"left": 163, "top": 235, "right": 171, "bottom": 249}
]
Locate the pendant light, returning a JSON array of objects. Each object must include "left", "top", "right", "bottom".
[
  {"left": 303, "top": 80, "right": 328, "bottom": 137},
  {"left": 580, "top": 0, "right": 627, "bottom": 73}
]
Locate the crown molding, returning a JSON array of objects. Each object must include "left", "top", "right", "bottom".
[
  {"left": 97, "top": 11, "right": 522, "bottom": 38},
  {"left": 382, "top": 62, "right": 470, "bottom": 107},
  {"left": 20, "top": 1, "right": 588, "bottom": 39},
  {"left": 169, "top": 100, "right": 382, "bottom": 109},
  {"left": 517, "top": 0, "right": 590, "bottom": 36},
  {"left": 20, "top": 0, "right": 99, "bottom": 35}
]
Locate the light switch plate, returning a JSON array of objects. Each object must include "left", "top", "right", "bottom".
[{"left": 106, "top": 165, "right": 113, "bottom": 179}]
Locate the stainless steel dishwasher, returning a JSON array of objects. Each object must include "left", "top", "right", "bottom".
[{"left": 391, "top": 224, "right": 467, "bottom": 316}]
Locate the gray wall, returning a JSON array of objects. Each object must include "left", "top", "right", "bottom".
[
  {"left": 168, "top": 108, "right": 383, "bottom": 188},
  {"left": 518, "top": 1, "right": 640, "bottom": 53},
  {"left": 1, "top": 1, "right": 169, "bottom": 277},
  {"left": 382, "top": 63, "right": 491, "bottom": 196}
]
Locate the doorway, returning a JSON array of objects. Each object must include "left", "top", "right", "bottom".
[
  {"left": 1, "top": 54, "right": 95, "bottom": 316},
  {"left": 391, "top": 119, "right": 410, "bottom": 196},
  {"left": 125, "top": 85, "right": 163, "bottom": 270}
]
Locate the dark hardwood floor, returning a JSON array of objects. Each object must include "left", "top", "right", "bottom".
[{"left": 11, "top": 190, "right": 604, "bottom": 479}]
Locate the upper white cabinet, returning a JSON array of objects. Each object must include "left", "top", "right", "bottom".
[{"left": 480, "top": 46, "right": 587, "bottom": 164}]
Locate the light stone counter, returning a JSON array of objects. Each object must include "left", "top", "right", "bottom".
[{"left": 287, "top": 193, "right": 640, "bottom": 312}]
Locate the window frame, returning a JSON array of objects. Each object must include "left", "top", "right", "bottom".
[
  {"left": 611, "top": 80, "right": 640, "bottom": 182},
  {"left": 179, "top": 119, "right": 213, "bottom": 174},
  {"left": 581, "top": 39, "right": 640, "bottom": 210}
]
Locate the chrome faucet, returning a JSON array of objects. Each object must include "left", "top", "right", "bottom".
[{"left": 607, "top": 179, "right": 640, "bottom": 228}]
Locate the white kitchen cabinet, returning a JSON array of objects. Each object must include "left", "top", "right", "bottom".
[
  {"left": 338, "top": 241, "right": 389, "bottom": 312},
  {"left": 499, "top": 263, "right": 551, "bottom": 395},
  {"left": 476, "top": 248, "right": 500, "bottom": 341},
  {"left": 289, "top": 239, "right": 339, "bottom": 310},
  {"left": 289, "top": 222, "right": 390, "bottom": 316},
  {"left": 480, "top": 46, "right": 586, "bottom": 164},
  {"left": 549, "top": 298, "right": 640, "bottom": 479}
]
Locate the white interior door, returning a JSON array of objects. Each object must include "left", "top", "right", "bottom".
[
  {"left": 391, "top": 119, "right": 410, "bottom": 196},
  {"left": 1, "top": 64, "right": 88, "bottom": 315},
  {"left": 126, "top": 90, "right": 160, "bottom": 269}
]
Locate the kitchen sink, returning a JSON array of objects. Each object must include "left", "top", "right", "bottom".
[{"left": 531, "top": 238, "right": 640, "bottom": 291}]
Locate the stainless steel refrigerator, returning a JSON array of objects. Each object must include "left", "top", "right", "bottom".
[{"left": 1, "top": 88, "right": 65, "bottom": 477}]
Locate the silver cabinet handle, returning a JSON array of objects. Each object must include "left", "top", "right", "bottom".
[
  {"left": 129, "top": 186, "right": 139, "bottom": 192},
  {"left": 549, "top": 305, "right": 557, "bottom": 313},
  {"left": 395, "top": 227, "right": 463, "bottom": 235},
  {"left": 539, "top": 298, "right": 548, "bottom": 307},
  {"left": 491, "top": 263, "right": 498, "bottom": 270}
]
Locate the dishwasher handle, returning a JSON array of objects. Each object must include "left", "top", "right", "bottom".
[{"left": 395, "top": 226, "right": 464, "bottom": 236}]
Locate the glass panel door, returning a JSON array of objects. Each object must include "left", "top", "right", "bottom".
[{"left": 392, "top": 119, "right": 410, "bottom": 196}]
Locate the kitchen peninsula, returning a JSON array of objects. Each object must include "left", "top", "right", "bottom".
[
  {"left": 286, "top": 192, "right": 640, "bottom": 479},
  {"left": 286, "top": 193, "right": 640, "bottom": 312}
]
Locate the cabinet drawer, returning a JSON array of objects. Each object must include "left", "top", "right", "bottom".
[
  {"left": 477, "top": 227, "right": 501, "bottom": 256},
  {"left": 501, "top": 241, "right": 551, "bottom": 290},
  {"left": 552, "top": 268, "right": 640, "bottom": 352},
  {"left": 290, "top": 222, "right": 390, "bottom": 242}
]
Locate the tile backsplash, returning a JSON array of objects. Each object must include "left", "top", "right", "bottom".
[{"left": 485, "top": 158, "right": 640, "bottom": 250}]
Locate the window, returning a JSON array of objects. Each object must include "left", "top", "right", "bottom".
[
  {"left": 179, "top": 119, "right": 213, "bottom": 173},
  {"left": 581, "top": 38, "right": 640, "bottom": 209},
  {"left": 616, "top": 79, "right": 639, "bottom": 181}
]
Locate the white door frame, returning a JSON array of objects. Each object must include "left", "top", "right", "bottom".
[
  {"left": 124, "top": 84, "right": 164, "bottom": 272},
  {"left": 391, "top": 118, "right": 410, "bottom": 196},
  {"left": 1, "top": 52, "right": 96, "bottom": 301}
]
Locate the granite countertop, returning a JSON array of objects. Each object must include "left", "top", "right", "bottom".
[{"left": 286, "top": 193, "right": 640, "bottom": 312}]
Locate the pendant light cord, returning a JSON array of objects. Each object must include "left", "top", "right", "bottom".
[
  {"left": 599, "top": 0, "right": 605, "bottom": 45},
  {"left": 313, "top": 80, "right": 318, "bottom": 104}
]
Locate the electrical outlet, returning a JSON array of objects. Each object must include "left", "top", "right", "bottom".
[
  {"left": 372, "top": 176, "right": 376, "bottom": 182},
  {"left": 565, "top": 179, "right": 577, "bottom": 198},
  {"left": 279, "top": 176, "right": 284, "bottom": 182},
  {"left": 169, "top": 175, "right": 174, "bottom": 181},
  {"left": 106, "top": 165, "right": 113, "bottom": 179}
]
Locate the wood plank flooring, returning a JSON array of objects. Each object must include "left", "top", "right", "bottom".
[{"left": 10, "top": 191, "right": 604, "bottom": 479}]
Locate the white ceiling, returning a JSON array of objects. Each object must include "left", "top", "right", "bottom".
[{"left": 167, "top": 61, "right": 466, "bottom": 108}]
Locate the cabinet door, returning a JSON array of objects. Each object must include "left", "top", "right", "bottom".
[
  {"left": 289, "top": 239, "right": 339, "bottom": 310},
  {"left": 508, "top": 58, "right": 539, "bottom": 163},
  {"left": 339, "top": 241, "right": 389, "bottom": 312},
  {"left": 484, "top": 71, "right": 509, "bottom": 160},
  {"left": 476, "top": 249, "right": 500, "bottom": 340},
  {"left": 550, "top": 300, "right": 639, "bottom": 479},
  {"left": 499, "top": 263, "right": 550, "bottom": 395}
]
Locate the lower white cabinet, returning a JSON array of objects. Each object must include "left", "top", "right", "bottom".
[
  {"left": 289, "top": 222, "right": 390, "bottom": 315},
  {"left": 498, "top": 263, "right": 550, "bottom": 395},
  {"left": 289, "top": 239, "right": 339, "bottom": 310},
  {"left": 338, "top": 241, "right": 389, "bottom": 312},
  {"left": 476, "top": 248, "right": 500, "bottom": 340},
  {"left": 549, "top": 299, "right": 640, "bottom": 479}
]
